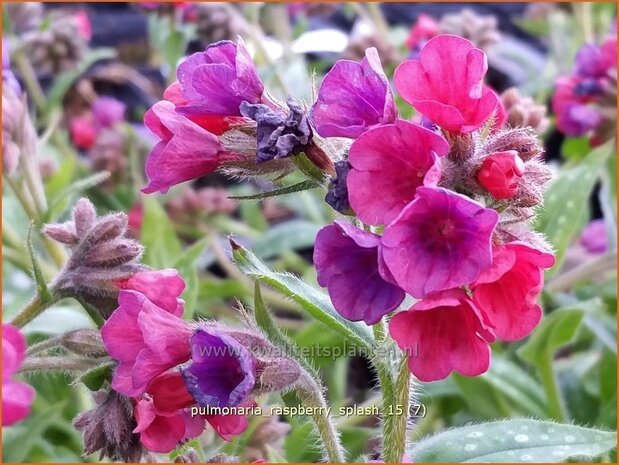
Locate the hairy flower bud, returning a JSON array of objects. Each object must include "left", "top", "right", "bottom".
[
  {"left": 439, "top": 8, "right": 501, "bottom": 52},
  {"left": 61, "top": 329, "right": 107, "bottom": 357},
  {"left": 501, "top": 87, "right": 550, "bottom": 134},
  {"left": 2, "top": 86, "right": 36, "bottom": 176},
  {"left": 482, "top": 127, "right": 543, "bottom": 161},
  {"left": 477, "top": 150, "right": 525, "bottom": 199}
]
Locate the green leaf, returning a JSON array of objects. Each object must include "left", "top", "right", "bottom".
[
  {"left": 27, "top": 223, "right": 51, "bottom": 302},
  {"left": 228, "top": 179, "right": 320, "bottom": 200},
  {"left": 231, "top": 240, "right": 374, "bottom": 349},
  {"left": 408, "top": 419, "right": 616, "bottom": 462},
  {"left": 518, "top": 307, "right": 585, "bottom": 367},
  {"left": 77, "top": 361, "right": 114, "bottom": 391},
  {"left": 174, "top": 237, "right": 210, "bottom": 319},
  {"left": 44, "top": 171, "right": 110, "bottom": 223},
  {"left": 251, "top": 220, "right": 321, "bottom": 259},
  {"left": 44, "top": 154, "right": 77, "bottom": 200},
  {"left": 140, "top": 197, "right": 182, "bottom": 268},
  {"left": 535, "top": 140, "right": 614, "bottom": 270}
]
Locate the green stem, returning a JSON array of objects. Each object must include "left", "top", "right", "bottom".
[
  {"left": 10, "top": 293, "right": 60, "bottom": 328},
  {"left": 384, "top": 358, "right": 411, "bottom": 462},
  {"left": 13, "top": 52, "right": 47, "bottom": 112},
  {"left": 539, "top": 351, "right": 567, "bottom": 422}
]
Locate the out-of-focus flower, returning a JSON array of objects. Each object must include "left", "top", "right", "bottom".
[
  {"left": 472, "top": 242, "right": 555, "bottom": 340},
  {"left": 193, "top": 3, "right": 247, "bottom": 47},
  {"left": 347, "top": 119, "right": 449, "bottom": 225},
  {"left": 341, "top": 32, "right": 399, "bottom": 68},
  {"left": 477, "top": 150, "right": 525, "bottom": 200},
  {"left": 74, "top": 11, "right": 92, "bottom": 41},
  {"left": 2, "top": 84, "right": 34, "bottom": 175},
  {"left": 2, "top": 324, "right": 35, "bottom": 426},
  {"left": 181, "top": 328, "right": 257, "bottom": 408},
  {"left": 500, "top": 87, "right": 550, "bottom": 134},
  {"left": 70, "top": 116, "right": 99, "bottom": 150},
  {"left": 241, "top": 98, "right": 312, "bottom": 163},
  {"left": 102, "top": 290, "right": 191, "bottom": 397},
  {"left": 381, "top": 187, "right": 498, "bottom": 298},
  {"left": 389, "top": 289, "right": 495, "bottom": 381},
  {"left": 406, "top": 14, "right": 439, "bottom": 54},
  {"left": 2, "top": 38, "right": 21, "bottom": 94},
  {"left": 314, "top": 220, "right": 405, "bottom": 325},
  {"left": 311, "top": 48, "right": 396, "bottom": 139},
  {"left": 167, "top": 187, "right": 237, "bottom": 224},
  {"left": 438, "top": 9, "right": 501, "bottom": 52},
  {"left": 176, "top": 38, "right": 264, "bottom": 117},
  {"left": 4, "top": 3, "right": 43, "bottom": 34},
  {"left": 245, "top": 416, "right": 291, "bottom": 462},
  {"left": 395, "top": 35, "right": 500, "bottom": 134},
  {"left": 92, "top": 96, "right": 126, "bottom": 129},
  {"left": 580, "top": 219, "right": 609, "bottom": 255}
]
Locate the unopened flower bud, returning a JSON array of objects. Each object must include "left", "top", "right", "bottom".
[
  {"left": 255, "top": 357, "right": 302, "bottom": 394},
  {"left": 482, "top": 127, "right": 543, "bottom": 161},
  {"left": 2, "top": 85, "right": 36, "bottom": 176},
  {"left": 500, "top": 87, "right": 550, "bottom": 134},
  {"left": 61, "top": 329, "right": 107, "bottom": 357},
  {"left": 477, "top": 150, "right": 524, "bottom": 199}
]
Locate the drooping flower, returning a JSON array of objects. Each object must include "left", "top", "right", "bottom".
[
  {"left": 2, "top": 324, "right": 36, "bottom": 426},
  {"left": 394, "top": 35, "right": 500, "bottom": 133},
  {"left": 92, "top": 96, "right": 126, "bottom": 129},
  {"left": 314, "top": 220, "right": 405, "bottom": 325},
  {"left": 240, "top": 98, "right": 312, "bottom": 163},
  {"left": 311, "top": 47, "right": 396, "bottom": 139},
  {"left": 176, "top": 38, "right": 264, "bottom": 117},
  {"left": 141, "top": 100, "right": 235, "bottom": 194},
  {"left": 471, "top": 242, "right": 555, "bottom": 341},
  {"left": 181, "top": 328, "right": 257, "bottom": 408},
  {"left": 101, "top": 290, "right": 192, "bottom": 396},
  {"left": 389, "top": 289, "right": 495, "bottom": 382},
  {"left": 347, "top": 119, "right": 449, "bottom": 225},
  {"left": 476, "top": 150, "right": 525, "bottom": 200},
  {"left": 114, "top": 269, "right": 185, "bottom": 315},
  {"left": 381, "top": 187, "right": 498, "bottom": 298},
  {"left": 580, "top": 219, "right": 609, "bottom": 255}
]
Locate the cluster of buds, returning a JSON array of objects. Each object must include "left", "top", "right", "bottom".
[{"left": 552, "top": 35, "right": 617, "bottom": 145}]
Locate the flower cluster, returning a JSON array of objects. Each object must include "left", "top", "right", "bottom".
[
  {"left": 552, "top": 35, "right": 617, "bottom": 145},
  {"left": 2, "top": 324, "right": 35, "bottom": 426},
  {"left": 312, "top": 35, "right": 556, "bottom": 382},
  {"left": 100, "top": 272, "right": 302, "bottom": 453}
]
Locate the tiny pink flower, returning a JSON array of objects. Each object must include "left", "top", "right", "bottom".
[
  {"left": 381, "top": 187, "right": 498, "bottom": 298},
  {"left": 92, "top": 96, "right": 126, "bottom": 129},
  {"left": 314, "top": 220, "right": 405, "bottom": 325},
  {"left": 311, "top": 47, "right": 396, "bottom": 139},
  {"left": 141, "top": 100, "right": 232, "bottom": 194},
  {"left": 115, "top": 269, "right": 185, "bottom": 315},
  {"left": 102, "top": 290, "right": 192, "bottom": 397},
  {"left": 70, "top": 116, "right": 98, "bottom": 150},
  {"left": 471, "top": 242, "right": 555, "bottom": 341},
  {"left": 580, "top": 219, "right": 609, "bottom": 255},
  {"left": 347, "top": 119, "right": 449, "bottom": 225},
  {"left": 2, "top": 324, "right": 36, "bottom": 426},
  {"left": 477, "top": 150, "right": 525, "bottom": 200},
  {"left": 176, "top": 38, "right": 264, "bottom": 117},
  {"left": 389, "top": 289, "right": 495, "bottom": 382},
  {"left": 394, "top": 35, "right": 500, "bottom": 133},
  {"left": 405, "top": 13, "right": 439, "bottom": 53}
]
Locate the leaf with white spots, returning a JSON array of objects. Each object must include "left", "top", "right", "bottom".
[
  {"left": 535, "top": 140, "right": 613, "bottom": 273},
  {"left": 407, "top": 419, "right": 616, "bottom": 462}
]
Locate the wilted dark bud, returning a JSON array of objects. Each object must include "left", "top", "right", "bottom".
[
  {"left": 246, "top": 416, "right": 291, "bottom": 462},
  {"left": 482, "top": 127, "right": 543, "bottom": 162},
  {"left": 501, "top": 88, "right": 549, "bottom": 134},
  {"left": 74, "top": 390, "right": 143, "bottom": 462},
  {"left": 45, "top": 198, "right": 145, "bottom": 317},
  {"left": 61, "top": 329, "right": 107, "bottom": 357},
  {"left": 240, "top": 97, "right": 312, "bottom": 163},
  {"left": 325, "top": 160, "right": 352, "bottom": 214}
]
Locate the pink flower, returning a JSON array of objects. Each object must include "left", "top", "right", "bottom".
[
  {"left": 101, "top": 290, "right": 192, "bottom": 396},
  {"left": 311, "top": 47, "right": 396, "bottom": 139},
  {"left": 347, "top": 119, "right": 449, "bottom": 225},
  {"left": 205, "top": 402, "right": 253, "bottom": 441},
  {"left": 92, "top": 96, "right": 126, "bottom": 128},
  {"left": 73, "top": 11, "right": 92, "bottom": 41},
  {"left": 69, "top": 116, "right": 98, "bottom": 150},
  {"left": 314, "top": 220, "right": 405, "bottom": 325},
  {"left": 141, "top": 100, "right": 234, "bottom": 194},
  {"left": 176, "top": 38, "right": 264, "bottom": 117},
  {"left": 133, "top": 397, "right": 202, "bottom": 453},
  {"left": 476, "top": 150, "right": 525, "bottom": 199},
  {"left": 389, "top": 289, "right": 495, "bottom": 382},
  {"left": 2, "top": 324, "right": 35, "bottom": 426},
  {"left": 471, "top": 242, "right": 555, "bottom": 341},
  {"left": 580, "top": 219, "right": 608, "bottom": 254},
  {"left": 394, "top": 35, "right": 500, "bottom": 133},
  {"left": 381, "top": 187, "right": 498, "bottom": 298},
  {"left": 115, "top": 269, "right": 185, "bottom": 315},
  {"left": 405, "top": 14, "right": 439, "bottom": 52}
]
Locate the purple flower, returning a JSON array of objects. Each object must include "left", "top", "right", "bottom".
[
  {"left": 2, "top": 38, "right": 20, "bottom": 94},
  {"left": 558, "top": 102, "right": 602, "bottom": 137},
  {"left": 381, "top": 187, "right": 499, "bottom": 298},
  {"left": 182, "top": 328, "right": 256, "bottom": 408},
  {"left": 311, "top": 47, "right": 396, "bottom": 139},
  {"left": 176, "top": 38, "right": 264, "bottom": 117},
  {"left": 314, "top": 220, "right": 405, "bottom": 325},
  {"left": 575, "top": 44, "right": 611, "bottom": 79},
  {"left": 92, "top": 96, "right": 126, "bottom": 128},
  {"left": 347, "top": 119, "right": 449, "bottom": 225},
  {"left": 580, "top": 219, "right": 609, "bottom": 254}
]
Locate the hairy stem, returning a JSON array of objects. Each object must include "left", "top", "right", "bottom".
[
  {"left": 19, "top": 356, "right": 100, "bottom": 373},
  {"left": 384, "top": 357, "right": 411, "bottom": 462},
  {"left": 10, "top": 293, "right": 60, "bottom": 328}
]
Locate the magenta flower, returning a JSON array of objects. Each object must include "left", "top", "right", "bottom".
[
  {"left": 381, "top": 187, "right": 498, "bottom": 298},
  {"left": 92, "top": 96, "right": 126, "bottom": 128},
  {"left": 102, "top": 290, "right": 192, "bottom": 397},
  {"left": 311, "top": 47, "right": 396, "bottom": 139},
  {"left": 580, "top": 219, "right": 609, "bottom": 254},
  {"left": 2, "top": 324, "right": 35, "bottom": 426},
  {"left": 142, "top": 100, "right": 227, "bottom": 194},
  {"left": 347, "top": 119, "right": 449, "bottom": 225},
  {"left": 176, "top": 38, "right": 264, "bottom": 117},
  {"left": 115, "top": 269, "right": 185, "bottom": 315},
  {"left": 471, "top": 242, "right": 555, "bottom": 341},
  {"left": 314, "top": 220, "right": 405, "bottom": 325},
  {"left": 389, "top": 289, "right": 495, "bottom": 382},
  {"left": 394, "top": 35, "right": 500, "bottom": 133},
  {"left": 181, "top": 328, "right": 257, "bottom": 408}
]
